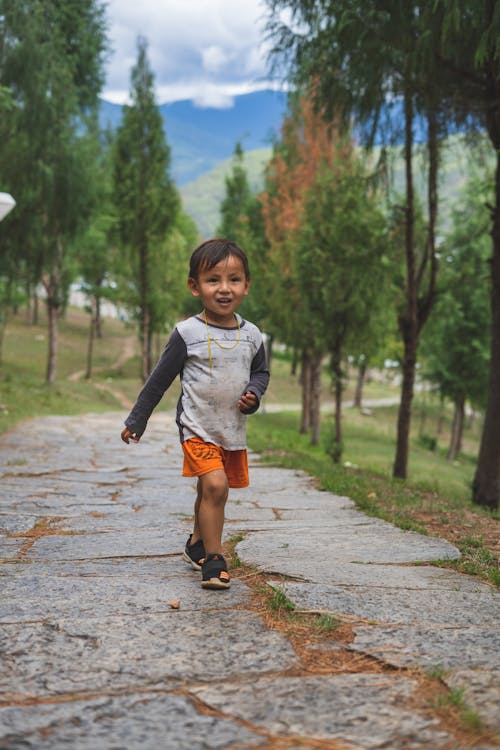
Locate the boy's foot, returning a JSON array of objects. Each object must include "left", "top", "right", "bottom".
[
  {"left": 201, "top": 553, "right": 230, "bottom": 589},
  {"left": 182, "top": 535, "right": 206, "bottom": 571}
]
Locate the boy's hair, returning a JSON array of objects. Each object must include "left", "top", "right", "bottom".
[{"left": 189, "top": 238, "right": 250, "bottom": 280}]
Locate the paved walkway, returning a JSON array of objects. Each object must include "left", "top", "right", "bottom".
[{"left": 0, "top": 413, "right": 498, "bottom": 749}]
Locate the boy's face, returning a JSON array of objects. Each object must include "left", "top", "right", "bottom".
[{"left": 188, "top": 254, "right": 250, "bottom": 326}]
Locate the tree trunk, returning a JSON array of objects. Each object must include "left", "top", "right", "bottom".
[
  {"left": 33, "top": 288, "right": 39, "bottom": 326},
  {"left": 45, "top": 296, "right": 59, "bottom": 384},
  {"left": 25, "top": 284, "right": 32, "bottom": 325},
  {"left": 437, "top": 394, "right": 445, "bottom": 435},
  {"left": 473, "top": 133, "right": 500, "bottom": 510},
  {"left": 330, "top": 339, "right": 344, "bottom": 463},
  {"left": 354, "top": 359, "right": 366, "bottom": 408},
  {"left": 141, "top": 305, "right": 151, "bottom": 382},
  {"left": 393, "top": 87, "right": 417, "bottom": 479},
  {"left": 393, "top": 100, "right": 440, "bottom": 478},
  {"left": 310, "top": 350, "right": 322, "bottom": 446},
  {"left": 0, "top": 309, "right": 6, "bottom": 365},
  {"left": 95, "top": 293, "right": 103, "bottom": 338},
  {"left": 300, "top": 348, "right": 312, "bottom": 434},
  {"left": 85, "top": 298, "right": 97, "bottom": 380},
  {"left": 43, "top": 236, "right": 63, "bottom": 385},
  {"left": 447, "top": 395, "right": 465, "bottom": 462}
]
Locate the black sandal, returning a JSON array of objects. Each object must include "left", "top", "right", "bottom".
[
  {"left": 201, "top": 553, "right": 230, "bottom": 589},
  {"left": 182, "top": 535, "right": 206, "bottom": 571}
]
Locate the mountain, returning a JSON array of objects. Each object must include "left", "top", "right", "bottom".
[{"left": 99, "top": 89, "right": 287, "bottom": 186}]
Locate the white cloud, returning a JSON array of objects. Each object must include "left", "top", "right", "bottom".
[
  {"left": 201, "top": 46, "right": 229, "bottom": 74},
  {"left": 103, "top": 0, "right": 278, "bottom": 107}
]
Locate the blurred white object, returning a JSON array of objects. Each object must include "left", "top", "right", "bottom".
[{"left": 0, "top": 192, "right": 16, "bottom": 221}]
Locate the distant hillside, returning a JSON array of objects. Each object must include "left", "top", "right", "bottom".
[
  {"left": 180, "top": 134, "right": 490, "bottom": 239},
  {"left": 180, "top": 147, "right": 272, "bottom": 239},
  {"left": 99, "top": 89, "right": 287, "bottom": 186}
]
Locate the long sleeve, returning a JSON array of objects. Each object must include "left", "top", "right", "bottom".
[
  {"left": 124, "top": 328, "right": 187, "bottom": 437},
  {"left": 244, "top": 340, "right": 270, "bottom": 414}
]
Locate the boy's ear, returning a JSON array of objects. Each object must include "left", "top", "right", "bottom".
[
  {"left": 188, "top": 277, "right": 200, "bottom": 297},
  {"left": 244, "top": 277, "right": 251, "bottom": 295}
]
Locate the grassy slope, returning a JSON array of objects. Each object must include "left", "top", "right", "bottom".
[{"left": 180, "top": 147, "right": 271, "bottom": 238}]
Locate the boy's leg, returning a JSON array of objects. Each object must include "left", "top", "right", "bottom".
[
  {"left": 182, "top": 480, "right": 205, "bottom": 570},
  {"left": 190, "top": 479, "right": 203, "bottom": 544},
  {"left": 197, "top": 468, "right": 228, "bottom": 555}
]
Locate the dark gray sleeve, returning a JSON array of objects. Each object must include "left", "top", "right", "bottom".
[
  {"left": 244, "top": 341, "right": 270, "bottom": 414},
  {"left": 124, "top": 328, "right": 187, "bottom": 437}
]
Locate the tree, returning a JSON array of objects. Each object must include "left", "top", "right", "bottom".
[
  {"left": 217, "top": 143, "right": 252, "bottom": 238},
  {"left": 0, "top": 0, "right": 108, "bottom": 383},
  {"left": 421, "top": 173, "right": 491, "bottom": 461},
  {"left": 76, "top": 131, "right": 118, "bottom": 379},
  {"left": 297, "top": 156, "right": 390, "bottom": 457},
  {"left": 259, "top": 93, "right": 341, "bottom": 438},
  {"left": 430, "top": 1, "right": 500, "bottom": 509},
  {"left": 259, "top": 91, "right": 392, "bottom": 447},
  {"left": 264, "top": 0, "right": 443, "bottom": 478},
  {"left": 113, "top": 36, "right": 179, "bottom": 381}
]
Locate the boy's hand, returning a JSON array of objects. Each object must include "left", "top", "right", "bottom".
[
  {"left": 121, "top": 427, "right": 140, "bottom": 444},
  {"left": 238, "top": 391, "right": 258, "bottom": 413}
]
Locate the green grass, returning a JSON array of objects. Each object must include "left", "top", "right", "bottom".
[
  {"left": 269, "top": 584, "right": 296, "bottom": 613},
  {"left": 0, "top": 308, "right": 182, "bottom": 433},
  {"left": 249, "top": 408, "right": 481, "bottom": 510}
]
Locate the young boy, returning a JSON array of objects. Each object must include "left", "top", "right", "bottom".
[{"left": 121, "top": 238, "right": 269, "bottom": 589}]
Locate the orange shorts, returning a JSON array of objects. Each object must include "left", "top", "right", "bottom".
[{"left": 181, "top": 437, "right": 249, "bottom": 488}]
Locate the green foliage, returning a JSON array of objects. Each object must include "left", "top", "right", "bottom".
[
  {"left": 112, "top": 36, "right": 181, "bottom": 376},
  {"left": 217, "top": 143, "right": 252, "bottom": 238},
  {"left": 297, "top": 151, "right": 392, "bottom": 356},
  {"left": 421, "top": 171, "right": 492, "bottom": 409},
  {"left": 0, "top": 0, "right": 108, "bottom": 381}
]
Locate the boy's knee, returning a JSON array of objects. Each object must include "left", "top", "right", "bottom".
[{"left": 201, "top": 470, "right": 228, "bottom": 501}]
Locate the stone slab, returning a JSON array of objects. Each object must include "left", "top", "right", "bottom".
[
  {"left": 0, "top": 611, "right": 297, "bottom": 698},
  {"left": 0, "top": 692, "right": 265, "bottom": 749},
  {"left": 236, "top": 525, "right": 460, "bottom": 583},
  {"left": 22, "top": 528, "right": 187, "bottom": 562},
  {"left": 0, "top": 537, "right": 24, "bottom": 561},
  {"left": 193, "top": 673, "right": 451, "bottom": 749},
  {"left": 350, "top": 624, "right": 500, "bottom": 670},
  {"left": 0, "top": 564, "right": 249, "bottom": 623},
  {"left": 270, "top": 561, "right": 490, "bottom": 591},
  {"left": 0, "top": 513, "right": 39, "bottom": 535},
  {"left": 275, "top": 581, "right": 499, "bottom": 626}
]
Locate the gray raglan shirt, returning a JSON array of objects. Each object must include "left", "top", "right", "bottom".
[{"left": 124, "top": 314, "right": 269, "bottom": 450}]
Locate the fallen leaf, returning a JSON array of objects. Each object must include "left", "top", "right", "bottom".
[{"left": 168, "top": 599, "right": 181, "bottom": 609}]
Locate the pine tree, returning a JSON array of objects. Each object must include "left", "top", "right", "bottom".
[
  {"left": 217, "top": 143, "right": 252, "bottom": 239},
  {"left": 113, "top": 37, "right": 179, "bottom": 381}
]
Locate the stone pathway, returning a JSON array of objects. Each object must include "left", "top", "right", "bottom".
[{"left": 0, "top": 413, "right": 498, "bottom": 749}]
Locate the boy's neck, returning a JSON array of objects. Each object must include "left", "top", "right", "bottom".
[{"left": 201, "top": 310, "right": 239, "bottom": 328}]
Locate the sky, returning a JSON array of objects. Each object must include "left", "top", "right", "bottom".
[{"left": 103, "top": 0, "right": 280, "bottom": 108}]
